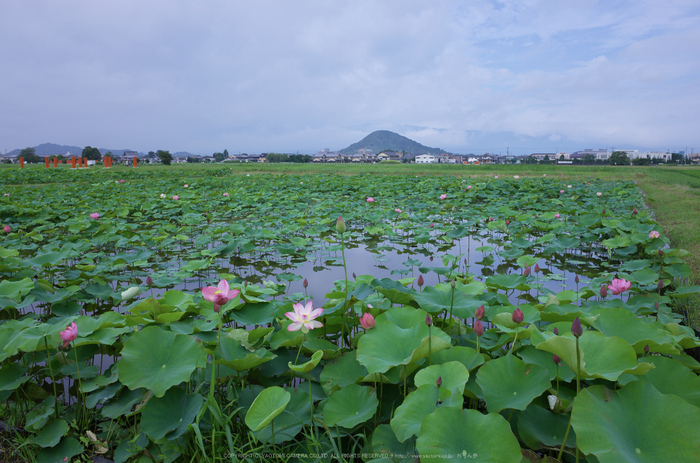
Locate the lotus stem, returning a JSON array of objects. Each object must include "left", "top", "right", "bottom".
[{"left": 44, "top": 337, "right": 59, "bottom": 420}]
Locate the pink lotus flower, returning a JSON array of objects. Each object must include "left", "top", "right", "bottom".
[
  {"left": 440, "top": 194, "right": 447, "bottom": 200},
  {"left": 607, "top": 278, "right": 631, "bottom": 295},
  {"left": 649, "top": 231, "right": 660, "bottom": 239},
  {"left": 90, "top": 213, "right": 100, "bottom": 220},
  {"left": 184, "top": 184, "right": 189, "bottom": 188},
  {"left": 3, "top": 225, "right": 10, "bottom": 233},
  {"left": 120, "top": 179, "right": 125, "bottom": 184},
  {"left": 430, "top": 223, "right": 434, "bottom": 228},
  {"left": 366, "top": 197, "right": 374, "bottom": 202},
  {"left": 560, "top": 190, "right": 565, "bottom": 193},
  {"left": 173, "top": 195, "right": 179, "bottom": 200},
  {"left": 223, "top": 193, "right": 229, "bottom": 197},
  {"left": 467, "top": 185, "right": 472, "bottom": 189},
  {"left": 202, "top": 279, "right": 240, "bottom": 312},
  {"left": 60, "top": 322, "right": 78, "bottom": 348},
  {"left": 596, "top": 192, "right": 602, "bottom": 197},
  {"left": 395, "top": 208, "right": 402, "bottom": 213},
  {"left": 494, "top": 175, "right": 498, "bottom": 179},
  {"left": 285, "top": 301, "right": 324, "bottom": 333},
  {"left": 360, "top": 313, "right": 375, "bottom": 330},
  {"left": 3, "top": 193, "right": 9, "bottom": 196},
  {"left": 554, "top": 213, "right": 560, "bottom": 218},
  {"left": 115, "top": 181, "right": 119, "bottom": 184}
]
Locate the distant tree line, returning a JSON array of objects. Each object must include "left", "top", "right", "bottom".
[{"left": 266, "top": 153, "right": 312, "bottom": 163}]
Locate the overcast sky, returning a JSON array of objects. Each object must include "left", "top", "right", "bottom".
[{"left": 2, "top": 1, "right": 699, "bottom": 155}]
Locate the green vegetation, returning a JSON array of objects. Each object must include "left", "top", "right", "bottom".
[{"left": 1, "top": 164, "right": 699, "bottom": 462}]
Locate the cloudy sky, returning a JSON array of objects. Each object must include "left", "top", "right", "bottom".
[{"left": 2, "top": 1, "right": 699, "bottom": 155}]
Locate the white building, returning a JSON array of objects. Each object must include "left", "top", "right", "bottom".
[{"left": 415, "top": 154, "right": 438, "bottom": 164}]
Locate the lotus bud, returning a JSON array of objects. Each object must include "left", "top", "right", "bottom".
[
  {"left": 360, "top": 313, "right": 375, "bottom": 330},
  {"left": 430, "top": 223, "right": 435, "bottom": 228},
  {"left": 505, "top": 219, "right": 510, "bottom": 226},
  {"left": 633, "top": 208, "right": 638, "bottom": 214},
  {"left": 571, "top": 317, "right": 583, "bottom": 337},
  {"left": 657, "top": 280, "right": 664, "bottom": 290},
  {"left": 644, "top": 344, "right": 649, "bottom": 355},
  {"left": 213, "top": 303, "right": 221, "bottom": 313},
  {"left": 658, "top": 248, "right": 663, "bottom": 257},
  {"left": 474, "top": 320, "right": 484, "bottom": 336},
  {"left": 426, "top": 314, "right": 433, "bottom": 327},
  {"left": 303, "top": 278, "right": 308, "bottom": 288},
  {"left": 534, "top": 263, "right": 540, "bottom": 273},
  {"left": 553, "top": 354, "right": 561, "bottom": 365},
  {"left": 602, "top": 208, "right": 606, "bottom": 215},
  {"left": 512, "top": 307, "right": 524, "bottom": 324},
  {"left": 146, "top": 276, "right": 154, "bottom": 287},
  {"left": 654, "top": 302, "right": 659, "bottom": 310},
  {"left": 417, "top": 275, "right": 424, "bottom": 287},
  {"left": 600, "top": 285, "right": 608, "bottom": 298},
  {"left": 475, "top": 305, "right": 485, "bottom": 320},
  {"left": 451, "top": 279, "right": 456, "bottom": 288},
  {"left": 553, "top": 327, "right": 559, "bottom": 335},
  {"left": 352, "top": 272, "right": 356, "bottom": 279},
  {"left": 336, "top": 216, "right": 346, "bottom": 233},
  {"left": 430, "top": 256, "right": 433, "bottom": 262},
  {"left": 436, "top": 376, "right": 442, "bottom": 388},
  {"left": 2, "top": 225, "right": 10, "bottom": 233},
  {"left": 523, "top": 266, "right": 530, "bottom": 277},
  {"left": 575, "top": 275, "right": 579, "bottom": 284}
]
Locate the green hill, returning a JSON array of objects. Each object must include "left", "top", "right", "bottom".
[{"left": 339, "top": 130, "right": 444, "bottom": 155}]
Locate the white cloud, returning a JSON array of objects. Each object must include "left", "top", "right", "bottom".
[{"left": 0, "top": 0, "right": 698, "bottom": 154}]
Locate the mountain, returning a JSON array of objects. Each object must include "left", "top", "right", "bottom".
[{"left": 339, "top": 130, "right": 445, "bottom": 155}]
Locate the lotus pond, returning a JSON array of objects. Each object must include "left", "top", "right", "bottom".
[{"left": 1, "top": 168, "right": 700, "bottom": 463}]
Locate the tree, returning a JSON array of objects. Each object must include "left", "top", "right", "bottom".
[
  {"left": 82, "top": 146, "right": 102, "bottom": 161},
  {"left": 583, "top": 154, "right": 595, "bottom": 165},
  {"left": 213, "top": 152, "right": 226, "bottom": 162},
  {"left": 157, "top": 150, "right": 173, "bottom": 166},
  {"left": 148, "top": 151, "right": 156, "bottom": 159},
  {"left": 223, "top": 149, "right": 229, "bottom": 159},
  {"left": 19, "top": 147, "right": 42, "bottom": 163},
  {"left": 609, "top": 151, "right": 630, "bottom": 166}
]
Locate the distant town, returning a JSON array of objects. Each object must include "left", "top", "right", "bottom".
[{"left": 2, "top": 146, "right": 698, "bottom": 166}]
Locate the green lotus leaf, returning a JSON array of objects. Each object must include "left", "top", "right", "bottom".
[
  {"left": 413, "top": 286, "right": 482, "bottom": 318},
  {"left": 356, "top": 307, "right": 451, "bottom": 374},
  {"left": 573, "top": 381, "right": 700, "bottom": 463},
  {"left": 592, "top": 307, "right": 681, "bottom": 354},
  {"left": 371, "top": 278, "right": 416, "bottom": 305},
  {"left": 216, "top": 336, "right": 276, "bottom": 371},
  {"left": 536, "top": 331, "right": 654, "bottom": 381},
  {"left": 141, "top": 387, "right": 204, "bottom": 440},
  {"left": 391, "top": 384, "right": 462, "bottom": 442},
  {"left": 245, "top": 386, "right": 291, "bottom": 431},
  {"left": 368, "top": 424, "right": 417, "bottom": 462},
  {"left": 31, "top": 418, "right": 69, "bottom": 448},
  {"left": 100, "top": 387, "right": 145, "bottom": 419},
  {"left": 323, "top": 384, "right": 378, "bottom": 429},
  {"left": 640, "top": 356, "right": 700, "bottom": 408},
  {"left": 35, "top": 436, "right": 84, "bottom": 463},
  {"left": 229, "top": 302, "right": 280, "bottom": 325},
  {"left": 416, "top": 408, "right": 522, "bottom": 462},
  {"left": 518, "top": 346, "right": 575, "bottom": 382},
  {"left": 516, "top": 403, "right": 576, "bottom": 451},
  {"left": 118, "top": 326, "right": 206, "bottom": 397},
  {"left": 253, "top": 388, "right": 311, "bottom": 444},
  {"left": 0, "top": 363, "right": 30, "bottom": 391},
  {"left": 476, "top": 355, "right": 550, "bottom": 413},
  {"left": 0, "top": 277, "right": 34, "bottom": 302},
  {"left": 413, "top": 362, "right": 470, "bottom": 395},
  {"left": 431, "top": 346, "right": 484, "bottom": 371},
  {"left": 320, "top": 351, "right": 368, "bottom": 394},
  {"left": 486, "top": 274, "right": 530, "bottom": 291},
  {"left": 288, "top": 349, "right": 323, "bottom": 373}
]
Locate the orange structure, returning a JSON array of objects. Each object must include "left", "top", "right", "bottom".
[
  {"left": 53, "top": 158, "right": 57, "bottom": 168},
  {"left": 45, "top": 157, "right": 49, "bottom": 168},
  {"left": 20, "top": 157, "right": 24, "bottom": 168},
  {"left": 71, "top": 156, "right": 76, "bottom": 169},
  {"left": 133, "top": 156, "right": 137, "bottom": 167}
]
